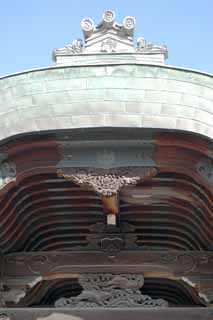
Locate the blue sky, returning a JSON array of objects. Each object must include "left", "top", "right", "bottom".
[{"left": 0, "top": 0, "right": 212, "bottom": 76}]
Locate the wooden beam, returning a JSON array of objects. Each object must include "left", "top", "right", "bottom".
[
  {"left": 3, "top": 251, "right": 213, "bottom": 278},
  {"left": 0, "top": 307, "right": 212, "bottom": 320}
]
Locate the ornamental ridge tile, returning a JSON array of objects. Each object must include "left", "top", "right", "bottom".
[{"left": 53, "top": 10, "right": 168, "bottom": 65}]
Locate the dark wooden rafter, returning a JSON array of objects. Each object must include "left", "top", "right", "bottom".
[
  {"left": 0, "top": 129, "right": 212, "bottom": 312},
  {"left": 0, "top": 171, "right": 210, "bottom": 253},
  {"left": 0, "top": 129, "right": 212, "bottom": 254},
  {"left": 0, "top": 173, "right": 211, "bottom": 252}
]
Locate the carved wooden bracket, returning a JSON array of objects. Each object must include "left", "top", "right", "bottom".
[
  {"left": 55, "top": 273, "right": 168, "bottom": 308},
  {"left": 196, "top": 159, "right": 213, "bottom": 184},
  {"left": 0, "top": 162, "right": 16, "bottom": 190},
  {"left": 57, "top": 167, "right": 157, "bottom": 196},
  {"left": 86, "top": 222, "right": 138, "bottom": 252},
  {"left": 0, "top": 289, "right": 25, "bottom": 307}
]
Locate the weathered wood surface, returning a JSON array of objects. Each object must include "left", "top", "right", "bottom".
[
  {"left": 0, "top": 131, "right": 212, "bottom": 254},
  {"left": 0, "top": 307, "right": 212, "bottom": 320},
  {"left": 3, "top": 251, "right": 213, "bottom": 277}
]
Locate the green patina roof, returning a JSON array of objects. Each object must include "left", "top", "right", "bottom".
[{"left": 0, "top": 63, "right": 212, "bottom": 141}]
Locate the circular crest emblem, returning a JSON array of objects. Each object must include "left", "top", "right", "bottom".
[
  {"left": 123, "top": 16, "right": 136, "bottom": 30},
  {"left": 103, "top": 10, "right": 115, "bottom": 23},
  {"left": 81, "top": 18, "right": 94, "bottom": 32}
]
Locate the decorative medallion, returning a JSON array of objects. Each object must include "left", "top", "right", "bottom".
[
  {"left": 86, "top": 222, "right": 138, "bottom": 252},
  {"left": 103, "top": 10, "right": 115, "bottom": 24},
  {"left": 100, "top": 237, "right": 124, "bottom": 252},
  {"left": 55, "top": 273, "right": 168, "bottom": 308},
  {"left": 81, "top": 18, "right": 94, "bottom": 33},
  {"left": 123, "top": 16, "right": 136, "bottom": 31}
]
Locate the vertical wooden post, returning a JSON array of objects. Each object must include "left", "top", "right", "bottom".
[{"left": 101, "top": 195, "right": 119, "bottom": 227}]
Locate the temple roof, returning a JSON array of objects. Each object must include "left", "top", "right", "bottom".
[
  {"left": 0, "top": 64, "right": 212, "bottom": 141},
  {"left": 0, "top": 10, "right": 212, "bottom": 312}
]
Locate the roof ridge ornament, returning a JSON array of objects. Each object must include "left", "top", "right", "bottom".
[{"left": 53, "top": 10, "right": 168, "bottom": 64}]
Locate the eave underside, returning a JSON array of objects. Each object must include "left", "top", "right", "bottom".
[{"left": 0, "top": 128, "right": 212, "bottom": 310}]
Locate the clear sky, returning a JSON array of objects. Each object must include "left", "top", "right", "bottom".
[{"left": 1, "top": 0, "right": 213, "bottom": 76}]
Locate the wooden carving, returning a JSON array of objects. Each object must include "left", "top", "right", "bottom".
[
  {"left": 0, "top": 314, "right": 11, "bottom": 320},
  {"left": 0, "top": 289, "right": 25, "bottom": 307},
  {"left": 57, "top": 167, "right": 157, "bottom": 196},
  {"left": 5, "top": 251, "right": 213, "bottom": 277},
  {"left": 0, "top": 162, "right": 16, "bottom": 189},
  {"left": 55, "top": 273, "right": 168, "bottom": 308}
]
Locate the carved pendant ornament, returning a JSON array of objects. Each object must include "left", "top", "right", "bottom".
[
  {"left": 55, "top": 273, "right": 168, "bottom": 308},
  {"left": 57, "top": 167, "right": 157, "bottom": 196}
]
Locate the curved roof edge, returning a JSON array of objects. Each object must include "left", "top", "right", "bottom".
[
  {"left": 0, "top": 62, "right": 212, "bottom": 81},
  {"left": 0, "top": 63, "right": 212, "bottom": 142}
]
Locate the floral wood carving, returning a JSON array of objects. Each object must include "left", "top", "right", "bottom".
[
  {"left": 57, "top": 167, "right": 157, "bottom": 196},
  {"left": 55, "top": 273, "right": 168, "bottom": 308}
]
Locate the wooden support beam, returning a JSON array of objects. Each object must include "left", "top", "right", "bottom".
[
  {"left": 3, "top": 251, "right": 213, "bottom": 306},
  {"left": 0, "top": 307, "right": 212, "bottom": 320},
  {"left": 3, "top": 251, "right": 213, "bottom": 278}
]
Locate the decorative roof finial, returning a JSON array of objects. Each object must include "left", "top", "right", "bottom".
[{"left": 53, "top": 10, "right": 168, "bottom": 64}]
